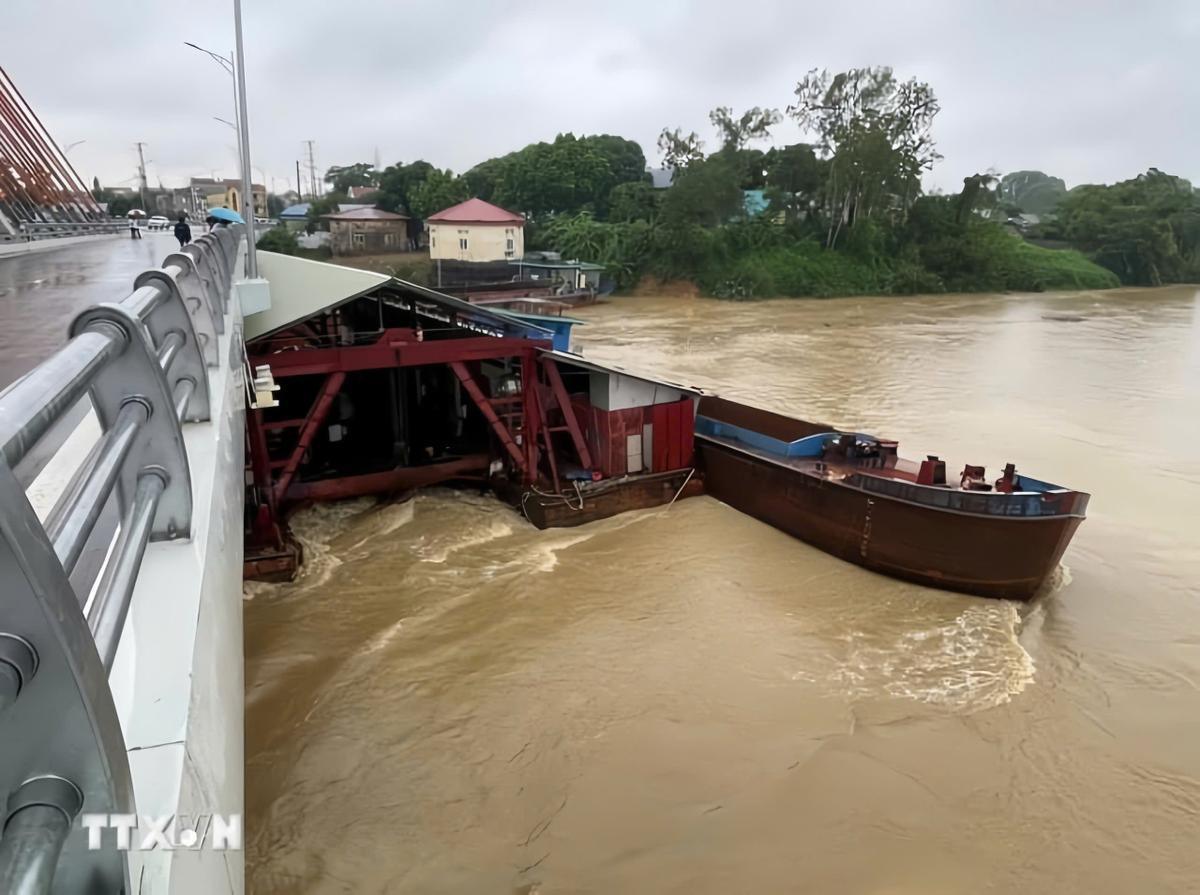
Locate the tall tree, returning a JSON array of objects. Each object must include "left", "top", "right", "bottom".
[
  {"left": 657, "top": 128, "right": 705, "bottom": 171},
  {"left": 323, "top": 162, "right": 378, "bottom": 195},
  {"left": 407, "top": 169, "right": 470, "bottom": 220},
  {"left": 789, "top": 67, "right": 940, "bottom": 247},
  {"left": 708, "top": 106, "right": 781, "bottom": 152},
  {"left": 375, "top": 161, "right": 435, "bottom": 214},
  {"left": 762, "top": 143, "right": 826, "bottom": 221}
]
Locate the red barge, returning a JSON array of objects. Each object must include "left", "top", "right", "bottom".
[{"left": 694, "top": 396, "right": 1089, "bottom": 600}]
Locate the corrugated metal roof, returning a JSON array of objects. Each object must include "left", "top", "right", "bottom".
[
  {"left": 322, "top": 207, "right": 409, "bottom": 221},
  {"left": 279, "top": 203, "right": 310, "bottom": 218},
  {"left": 540, "top": 349, "right": 704, "bottom": 395},
  {"left": 247, "top": 253, "right": 552, "bottom": 343},
  {"left": 427, "top": 197, "right": 524, "bottom": 224}
]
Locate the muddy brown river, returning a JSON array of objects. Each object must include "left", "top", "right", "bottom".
[{"left": 245, "top": 287, "right": 1200, "bottom": 894}]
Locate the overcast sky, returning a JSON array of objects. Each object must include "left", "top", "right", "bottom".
[{"left": 5, "top": 1, "right": 1198, "bottom": 196}]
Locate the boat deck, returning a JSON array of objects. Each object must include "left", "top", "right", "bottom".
[{"left": 696, "top": 432, "right": 1087, "bottom": 519}]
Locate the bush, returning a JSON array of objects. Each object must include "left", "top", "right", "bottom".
[
  {"left": 256, "top": 226, "right": 299, "bottom": 256},
  {"left": 534, "top": 205, "right": 1118, "bottom": 299}
]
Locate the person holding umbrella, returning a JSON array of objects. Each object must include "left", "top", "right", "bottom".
[
  {"left": 127, "top": 209, "right": 144, "bottom": 239},
  {"left": 173, "top": 212, "right": 192, "bottom": 248},
  {"left": 207, "top": 206, "right": 245, "bottom": 228}
]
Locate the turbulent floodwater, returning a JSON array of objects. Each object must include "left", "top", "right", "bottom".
[{"left": 245, "top": 286, "right": 1200, "bottom": 894}]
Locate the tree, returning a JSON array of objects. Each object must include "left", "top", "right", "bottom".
[
  {"left": 608, "top": 181, "right": 659, "bottom": 222},
  {"left": 323, "top": 162, "right": 377, "bottom": 195},
  {"left": 107, "top": 193, "right": 136, "bottom": 217},
  {"left": 1055, "top": 168, "right": 1200, "bottom": 284},
  {"left": 266, "top": 193, "right": 287, "bottom": 217},
  {"left": 305, "top": 192, "right": 349, "bottom": 233},
  {"left": 657, "top": 128, "right": 705, "bottom": 171},
  {"left": 375, "top": 160, "right": 435, "bottom": 215},
  {"left": 956, "top": 173, "right": 996, "bottom": 224},
  {"left": 256, "top": 226, "right": 299, "bottom": 255},
  {"left": 462, "top": 134, "right": 647, "bottom": 220},
  {"left": 407, "top": 169, "right": 469, "bottom": 220},
  {"left": 659, "top": 152, "right": 744, "bottom": 228},
  {"left": 789, "top": 67, "right": 940, "bottom": 247},
  {"left": 709, "top": 106, "right": 781, "bottom": 152},
  {"left": 762, "top": 143, "right": 826, "bottom": 221}
]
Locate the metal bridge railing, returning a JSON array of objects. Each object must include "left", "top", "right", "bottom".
[
  {"left": 1, "top": 220, "right": 128, "bottom": 243},
  {"left": 0, "top": 223, "right": 245, "bottom": 893}
]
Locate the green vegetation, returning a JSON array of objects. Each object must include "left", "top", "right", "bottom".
[
  {"left": 1049, "top": 169, "right": 1200, "bottom": 285},
  {"left": 255, "top": 226, "right": 299, "bottom": 255},
  {"left": 527, "top": 66, "right": 1119, "bottom": 299},
  {"left": 307, "top": 64, "right": 1190, "bottom": 299}
]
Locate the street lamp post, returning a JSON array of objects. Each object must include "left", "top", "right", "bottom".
[
  {"left": 232, "top": 0, "right": 258, "bottom": 277},
  {"left": 184, "top": 27, "right": 258, "bottom": 278}
]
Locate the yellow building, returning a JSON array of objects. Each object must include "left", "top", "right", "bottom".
[
  {"left": 427, "top": 198, "right": 524, "bottom": 263},
  {"left": 191, "top": 178, "right": 267, "bottom": 219}
]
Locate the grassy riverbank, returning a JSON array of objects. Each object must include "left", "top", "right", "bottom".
[{"left": 535, "top": 209, "right": 1120, "bottom": 300}]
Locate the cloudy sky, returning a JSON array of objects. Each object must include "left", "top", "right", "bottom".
[{"left": 5, "top": 0, "right": 1198, "bottom": 195}]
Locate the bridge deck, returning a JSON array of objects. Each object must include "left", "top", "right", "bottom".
[{"left": 0, "top": 231, "right": 182, "bottom": 389}]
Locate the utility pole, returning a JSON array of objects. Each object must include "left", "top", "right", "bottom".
[
  {"left": 135, "top": 142, "right": 148, "bottom": 210},
  {"left": 304, "top": 140, "right": 319, "bottom": 200},
  {"left": 233, "top": 0, "right": 258, "bottom": 277},
  {"left": 295, "top": 159, "right": 302, "bottom": 201}
]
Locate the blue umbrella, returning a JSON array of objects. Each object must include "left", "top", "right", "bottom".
[{"left": 207, "top": 207, "right": 244, "bottom": 224}]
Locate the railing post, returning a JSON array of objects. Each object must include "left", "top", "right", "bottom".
[
  {"left": 180, "top": 242, "right": 227, "bottom": 335},
  {"left": 0, "top": 463, "right": 133, "bottom": 893},
  {"left": 68, "top": 304, "right": 194, "bottom": 540},
  {"left": 163, "top": 252, "right": 221, "bottom": 365},
  {"left": 129, "top": 268, "right": 212, "bottom": 422}
]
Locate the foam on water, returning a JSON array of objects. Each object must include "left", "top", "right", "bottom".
[
  {"left": 413, "top": 517, "right": 515, "bottom": 563},
  {"left": 793, "top": 600, "right": 1035, "bottom": 712}
]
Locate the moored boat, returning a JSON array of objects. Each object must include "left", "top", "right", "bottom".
[{"left": 694, "top": 396, "right": 1088, "bottom": 600}]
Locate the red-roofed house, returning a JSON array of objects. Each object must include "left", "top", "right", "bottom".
[
  {"left": 322, "top": 206, "right": 410, "bottom": 255},
  {"left": 427, "top": 198, "right": 524, "bottom": 263}
]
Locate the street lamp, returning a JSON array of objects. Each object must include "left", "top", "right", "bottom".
[
  {"left": 63, "top": 140, "right": 86, "bottom": 155},
  {"left": 232, "top": 0, "right": 260, "bottom": 276},
  {"left": 185, "top": 22, "right": 259, "bottom": 277}
]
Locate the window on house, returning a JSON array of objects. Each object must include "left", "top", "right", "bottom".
[
  {"left": 353, "top": 232, "right": 366, "bottom": 247},
  {"left": 384, "top": 232, "right": 396, "bottom": 248},
  {"left": 459, "top": 237, "right": 468, "bottom": 251}
]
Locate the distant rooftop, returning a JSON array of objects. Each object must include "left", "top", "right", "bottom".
[
  {"left": 427, "top": 197, "right": 524, "bottom": 225},
  {"left": 321, "top": 207, "right": 409, "bottom": 221},
  {"left": 189, "top": 176, "right": 265, "bottom": 191},
  {"left": 279, "top": 203, "right": 311, "bottom": 218}
]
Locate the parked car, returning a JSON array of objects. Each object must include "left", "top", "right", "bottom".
[{"left": 147, "top": 215, "right": 170, "bottom": 231}]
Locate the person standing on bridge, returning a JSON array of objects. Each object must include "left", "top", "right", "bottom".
[{"left": 174, "top": 212, "right": 192, "bottom": 249}]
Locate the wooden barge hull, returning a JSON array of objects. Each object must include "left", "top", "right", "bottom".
[
  {"left": 697, "top": 437, "right": 1081, "bottom": 600},
  {"left": 506, "top": 468, "right": 703, "bottom": 530}
]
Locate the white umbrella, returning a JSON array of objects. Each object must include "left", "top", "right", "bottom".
[{"left": 126, "top": 209, "right": 147, "bottom": 219}]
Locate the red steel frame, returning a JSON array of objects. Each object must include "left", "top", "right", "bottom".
[{"left": 246, "top": 329, "right": 560, "bottom": 513}]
